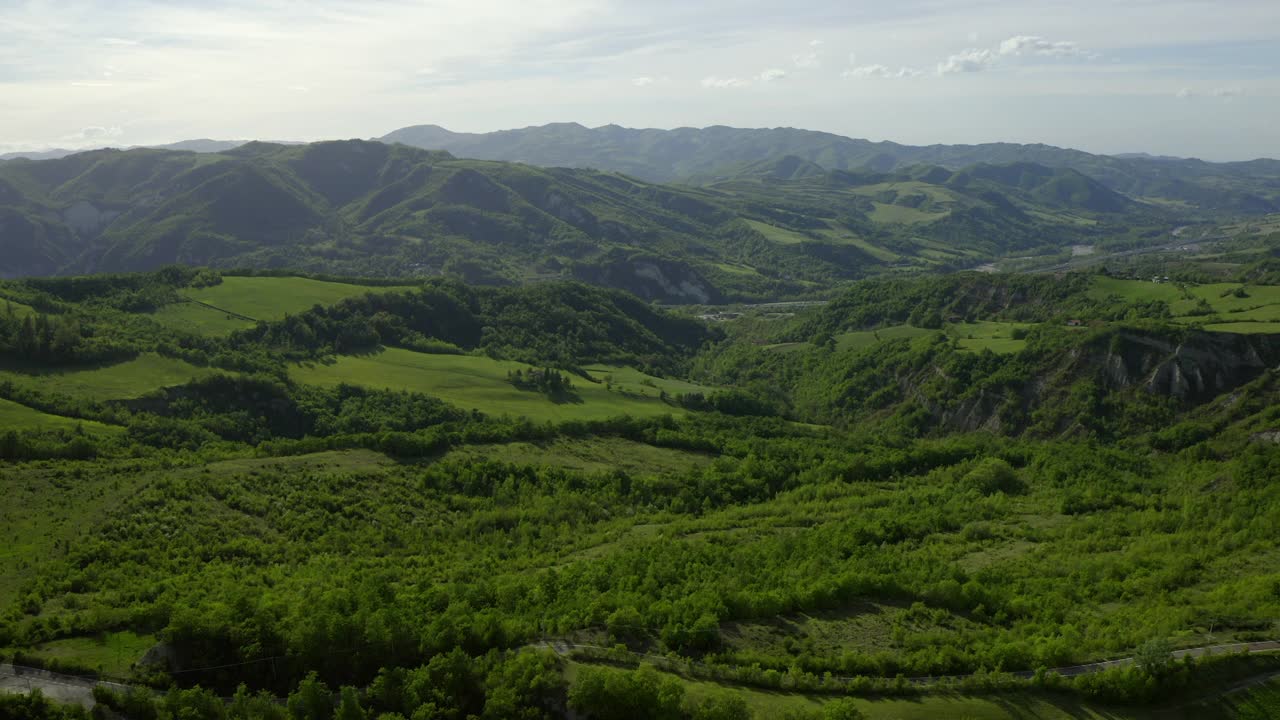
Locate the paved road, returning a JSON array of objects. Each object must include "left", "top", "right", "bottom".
[
  {"left": 535, "top": 639, "right": 1280, "bottom": 684},
  {"left": 0, "top": 663, "right": 133, "bottom": 709}
]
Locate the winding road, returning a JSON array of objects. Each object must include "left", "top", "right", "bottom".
[{"left": 3, "top": 640, "right": 1277, "bottom": 709}]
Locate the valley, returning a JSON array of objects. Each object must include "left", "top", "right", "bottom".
[{"left": 0, "top": 124, "right": 1278, "bottom": 720}]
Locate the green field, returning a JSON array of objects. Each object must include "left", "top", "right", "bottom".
[
  {"left": 293, "top": 348, "right": 706, "bottom": 421},
  {"left": 836, "top": 325, "right": 936, "bottom": 351},
  {"left": 20, "top": 632, "right": 155, "bottom": 676},
  {"left": 745, "top": 219, "right": 812, "bottom": 245},
  {"left": 950, "top": 321, "right": 1034, "bottom": 354},
  {"left": 0, "top": 397, "right": 120, "bottom": 435},
  {"left": 152, "top": 276, "right": 421, "bottom": 334},
  {"left": 1092, "top": 278, "right": 1280, "bottom": 326},
  {"left": 1090, "top": 276, "right": 1193, "bottom": 307},
  {"left": 0, "top": 353, "right": 218, "bottom": 401},
  {"left": 150, "top": 301, "right": 257, "bottom": 336}
]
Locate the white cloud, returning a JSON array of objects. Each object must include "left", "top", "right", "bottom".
[
  {"left": 937, "top": 48, "right": 996, "bottom": 74},
  {"left": 757, "top": 68, "right": 787, "bottom": 82},
  {"left": 937, "top": 35, "right": 1087, "bottom": 75},
  {"left": 701, "top": 75, "right": 749, "bottom": 89},
  {"left": 1176, "top": 87, "right": 1194, "bottom": 99},
  {"left": 808, "top": 39, "right": 824, "bottom": 48},
  {"left": 631, "top": 76, "right": 655, "bottom": 87},
  {"left": 100, "top": 37, "right": 140, "bottom": 47},
  {"left": 1211, "top": 86, "right": 1243, "bottom": 97},
  {"left": 998, "top": 35, "right": 1083, "bottom": 57},
  {"left": 843, "top": 64, "right": 922, "bottom": 79}
]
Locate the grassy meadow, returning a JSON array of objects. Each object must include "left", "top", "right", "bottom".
[
  {"left": 0, "top": 353, "right": 218, "bottom": 401},
  {"left": 0, "top": 397, "right": 120, "bottom": 435},
  {"left": 151, "top": 276, "right": 421, "bottom": 335},
  {"left": 292, "top": 347, "right": 707, "bottom": 421}
]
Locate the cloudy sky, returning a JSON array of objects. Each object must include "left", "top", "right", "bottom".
[{"left": 2, "top": 0, "right": 1278, "bottom": 159}]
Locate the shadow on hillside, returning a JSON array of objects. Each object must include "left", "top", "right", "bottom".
[{"left": 990, "top": 692, "right": 1129, "bottom": 719}]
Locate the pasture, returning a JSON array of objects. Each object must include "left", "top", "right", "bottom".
[
  {"left": 0, "top": 398, "right": 120, "bottom": 435},
  {"left": 0, "top": 353, "right": 218, "bottom": 401},
  {"left": 171, "top": 276, "right": 420, "bottom": 325},
  {"left": 292, "top": 347, "right": 701, "bottom": 421}
]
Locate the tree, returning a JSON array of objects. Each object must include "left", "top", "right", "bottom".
[
  {"left": 288, "top": 673, "right": 334, "bottom": 720},
  {"left": 687, "top": 692, "right": 751, "bottom": 720},
  {"left": 1134, "top": 637, "right": 1174, "bottom": 679},
  {"left": 336, "top": 687, "right": 367, "bottom": 720}
]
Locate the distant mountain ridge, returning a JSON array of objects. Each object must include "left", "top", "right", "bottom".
[
  {"left": 0, "top": 140, "right": 1152, "bottom": 300},
  {"left": 379, "top": 123, "right": 1280, "bottom": 214},
  {"left": 1, "top": 139, "right": 258, "bottom": 162}
]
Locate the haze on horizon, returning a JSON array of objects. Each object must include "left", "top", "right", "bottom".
[{"left": 2, "top": 0, "right": 1278, "bottom": 161}]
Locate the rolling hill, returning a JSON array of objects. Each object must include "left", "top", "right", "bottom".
[
  {"left": 380, "top": 122, "right": 1280, "bottom": 214},
  {"left": 0, "top": 140, "right": 1165, "bottom": 300}
]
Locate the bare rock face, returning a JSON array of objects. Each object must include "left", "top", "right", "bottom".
[
  {"left": 1138, "top": 332, "right": 1280, "bottom": 402},
  {"left": 906, "top": 327, "right": 1280, "bottom": 436}
]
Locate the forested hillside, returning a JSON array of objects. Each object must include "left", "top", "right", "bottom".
[
  {"left": 381, "top": 123, "right": 1280, "bottom": 213},
  {"left": 0, "top": 140, "right": 1177, "bottom": 301},
  {"left": 0, "top": 268, "right": 1278, "bottom": 719}
]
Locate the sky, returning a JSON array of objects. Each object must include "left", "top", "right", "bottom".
[{"left": 2, "top": 0, "right": 1278, "bottom": 160}]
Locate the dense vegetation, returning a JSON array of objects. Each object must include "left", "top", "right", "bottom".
[{"left": 0, "top": 268, "right": 1277, "bottom": 719}]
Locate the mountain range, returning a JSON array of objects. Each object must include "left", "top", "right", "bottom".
[
  {"left": 0, "top": 136, "right": 1167, "bottom": 300},
  {"left": 380, "top": 123, "right": 1280, "bottom": 213}
]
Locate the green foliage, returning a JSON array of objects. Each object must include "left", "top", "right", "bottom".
[{"left": 569, "top": 665, "right": 685, "bottom": 720}]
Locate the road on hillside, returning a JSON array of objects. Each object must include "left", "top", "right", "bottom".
[
  {"left": 3, "top": 640, "right": 1277, "bottom": 708},
  {"left": 0, "top": 662, "right": 133, "bottom": 708},
  {"left": 533, "top": 639, "right": 1280, "bottom": 684}
]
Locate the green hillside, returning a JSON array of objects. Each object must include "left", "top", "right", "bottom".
[
  {"left": 0, "top": 140, "right": 1186, "bottom": 302},
  {"left": 151, "top": 275, "right": 421, "bottom": 335},
  {"left": 292, "top": 347, "right": 700, "bottom": 422},
  {"left": 1, "top": 270, "right": 1278, "bottom": 720},
  {"left": 380, "top": 122, "right": 1280, "bottom": 212}
]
